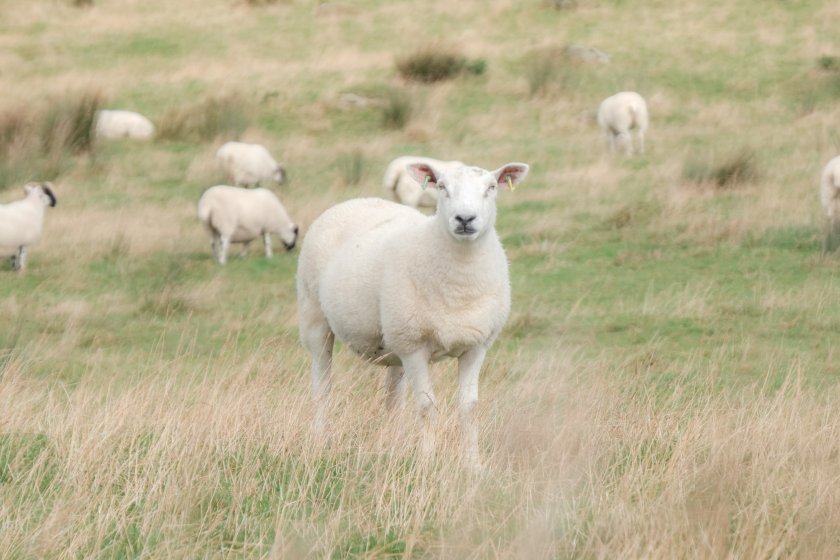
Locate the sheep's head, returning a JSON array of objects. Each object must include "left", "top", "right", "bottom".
[
  {"left": 282, "top": 224, "right": 300, "bottom": 251},
  {"left": 407, "top": 162, "right": 529, "bottom": 242},
  {"left": 24, "top": 182, "right": 57, "bottom": 208}
]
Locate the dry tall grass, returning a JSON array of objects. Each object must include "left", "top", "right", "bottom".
[{"left": 2, "top": 347, "right": 839, "bottom": 557}]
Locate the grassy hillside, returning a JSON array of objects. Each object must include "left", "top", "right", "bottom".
[{"left": 2, "top": 0, "right": 840, "bottom": 557}]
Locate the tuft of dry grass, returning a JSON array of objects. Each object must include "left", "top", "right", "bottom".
[
  {"left": 682, "top": 149, "right": 759, "bottom": 189},
  {"left": 156, "top": 94, "right": 250, "bottom": 143}
]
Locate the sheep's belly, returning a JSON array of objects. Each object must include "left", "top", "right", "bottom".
[
  {"left": 231, "top": 225, "right": 262, "bottom": 243},
  {"left": 342, "top": 336, "right": 401, "bottom": 367}
]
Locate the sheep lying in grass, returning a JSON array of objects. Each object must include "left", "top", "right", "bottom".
[
  {"left": 297, "top": 160, "right": 529, "bottom": 467},
  {"left": 216, "top": 141, "right": 287, "bottom": 188},
  {"left": 382, "top": 155, "right": 463, "bottom": 209},
  {"left": 820, "top": 155, "right": 840, "bottom": 252},
  {"left": 0, "top": 182, "right": 57, "bottom": 272},
  {"left": 94, "top": 110, "right": 155, "bottom": 140},
  {"left": 597, "top": 91, "right": 648, "bottom": 156},
  {"left": 197, "top": 185, "right": 299, "bottom": 265}
]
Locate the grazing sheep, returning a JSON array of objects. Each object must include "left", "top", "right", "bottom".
[
  {"left": 94, "top": 110, "right": 155, "bottom": 140},
  {"left": 820, "top": 155, "right": 840, "bottom": 251},
  {"left": 297, "top": 160, "right": 529, "bottom": 467},
  {"left": 0, "top": 182, "right": 57, "bottom": 272},
  {"left": 382, "top": 155, "right": 463, "bottom": 209},
  {"left": 197, "top": 185, "right": 299, "bottom": 265},
  {"left": 215, "top": 141, "right": 286, "bottom": 188},
  {"left": 597, "top": 91, "right": 648, "bottom": 156}
]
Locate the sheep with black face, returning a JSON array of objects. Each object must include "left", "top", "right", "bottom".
[{"left": 0, "top": 182, "right": 57, "bottom": 272}]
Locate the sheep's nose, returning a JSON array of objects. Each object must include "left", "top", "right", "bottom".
[{"left": 455, "top": 214, "right": 476, "bottom": 226}]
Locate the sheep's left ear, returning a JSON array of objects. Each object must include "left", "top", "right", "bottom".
[{"left": 492, "top": 163, "right": 529, "bottom": 190}]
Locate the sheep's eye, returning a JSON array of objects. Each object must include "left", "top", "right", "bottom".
[{"left": 485, "top": 183, "right": 497, "bottom": 196}]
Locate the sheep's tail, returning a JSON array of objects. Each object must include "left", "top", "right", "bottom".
[
  {"left": 197, "top": 199, "right": 213, "bottom": 228},
  {"left": 629, "top": 100, "right": 649, "bottom": 131}
]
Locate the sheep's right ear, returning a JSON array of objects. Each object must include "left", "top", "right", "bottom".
[{"left": 406, "top": 163, "right": 439, "bottom": 189}]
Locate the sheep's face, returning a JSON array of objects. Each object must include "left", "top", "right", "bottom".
[
  {"left": 407, "top": 162, "right": 529, "bottom": 242},
  {"left": 24, "top": 182, "right": 57, "bottom": 208},
  {"left": 281, "top": 224, "right": 299, "bottom": 251}
]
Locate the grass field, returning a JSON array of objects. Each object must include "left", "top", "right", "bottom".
[{"left": 2, "top": 0, "right": 840, "bottom": 557}]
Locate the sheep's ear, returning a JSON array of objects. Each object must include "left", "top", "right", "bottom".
[
  {"left": 493, "top": 163, "right": 529, "bottom": 190},
  {"left": 406, "top": 163, "right": 440, "bottom": 188},
  {"left": 41, "top": 183, "right": 57, "bottom": 207}
]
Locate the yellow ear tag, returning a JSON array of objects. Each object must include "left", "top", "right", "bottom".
[
  {"left": 507, "top": 175, "right": 515, "bottom": 192},
  {"left": 422, "top": 175, "right": 430, "bottom": 191}
]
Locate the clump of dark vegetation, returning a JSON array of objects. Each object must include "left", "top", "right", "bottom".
[
  {"left": 396, "top": 47, "right": 486, "bottom": 83},
  {"left": 71, "top": 0, "right": 93, "bottom": 6},
  {"left": 381, "top": 88, "right": 412, "bottom": 130},
  {"left": 549, "top": 0, "right": 577, "bottom": 9},
  {"left": 817, "top": 55, "right": 840, "bottom": 72},
  {"left": 0, "top": 90, "right": 103, "bottom": 189},
  {"left": 157, "top": 94, "right": 250, "bottom": 142},
  {"left": 682, "top": 149, "right": 759, "bottom": 189}
]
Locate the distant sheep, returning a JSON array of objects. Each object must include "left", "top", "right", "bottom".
[
  {"left": 215, "top": 141, "right": 286, "bottom": 188},
  {"left": 381, "top": 155, "right": 463, "bottom": 209},
  {"left": 0, "top": 182, "right": 57, "bottom": 271},
  {"left": 94, "top": 110, "right": 155, "bottom": 140},
  {"left": 197, "top": 185, "right": 299, "bottom": 265},
  {"left": 597, "top": 91, "right": 648, "bottom": 156},
  {"left": 820, "top": 155, "right": 840, "bottom": 251},
  {"left": 297, "top": 160, "right": 529, "bottom": 468}
]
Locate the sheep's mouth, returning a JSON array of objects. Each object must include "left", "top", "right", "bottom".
[
  {"left": 283, "top": 240, "right": 296, "bottom": 251},
  {"left": 454, "top": 225, "right": 477, "bottom": 236}
]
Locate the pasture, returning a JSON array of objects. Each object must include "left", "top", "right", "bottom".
[{"left": 2, "top": 0, "right": 840, "bottom": 557}]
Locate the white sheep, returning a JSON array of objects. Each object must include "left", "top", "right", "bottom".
[
  {"left": 597, "top": 91, "right": 648, "bottom": 156},
  {"left": 0, "top": 182, "right": 57, "bottom": 272},
  {"left": 94, "top": 110, "right": 155, "bottom": 140},
  {"left": 381, "top": 155, "right": 463, "bottom": 209},
  {"left": 215, "top": 141, "right": 287, "bottom": 188},
  {"left": 820, "top": 155, "right": 840, "bottom": 251},
  {"left": 197, "top": 185, "right": 299, "bottom": 265},
  {"left": 297, "top": 160, "right": 529, "bottom": 467}
]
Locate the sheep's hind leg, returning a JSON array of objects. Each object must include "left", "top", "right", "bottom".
[
  {"left": 301, "top": 307, "right": 335, "bottom": 442},
  {"left": 13, "top": 247, "right": 26, "bottom": 271},
  {"left": 402, "top": 349, "right": 436, "bottom": 456},
  {"left": 218, "top": 236, "right": 230, "bottom": 265},
  {"left": 458, "top": 346, "right": 487, "bottom": 470}
]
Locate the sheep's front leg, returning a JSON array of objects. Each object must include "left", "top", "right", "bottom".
[
  {"left": 384, "top": 366, "right": 406, "bottom": 413},
  {"left": 458, "top": 346, "right": 487, "bottom": 470},
  {"left": 636, "top": 130, "right": 645, "bottom": 155},
  {"left": 402, "top": 349, "right": 436, "bottom": 456},
  {"left": 263, "top": 232, "right": 273, "bottom": 258}
]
